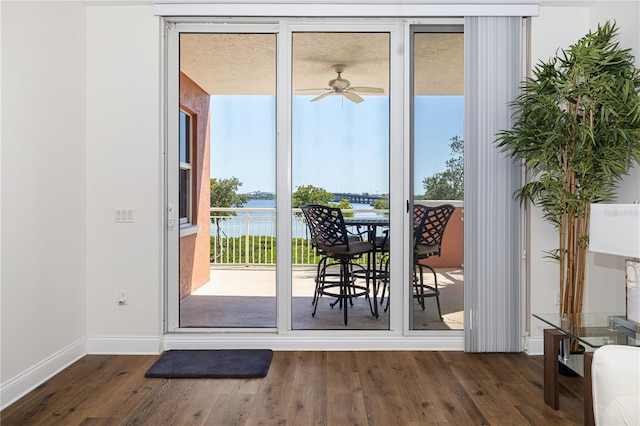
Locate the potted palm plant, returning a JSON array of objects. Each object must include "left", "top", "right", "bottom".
[{"left": 496, "top": 21, "right": 640, "bottom": 350}]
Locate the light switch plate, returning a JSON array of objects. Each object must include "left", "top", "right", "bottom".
[{"left": 114, "top": 208, "right": 135, "bottom": 223}]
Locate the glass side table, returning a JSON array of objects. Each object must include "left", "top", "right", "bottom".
[{"left": 533, "top": 312, "right": 638, "bottom": 426}]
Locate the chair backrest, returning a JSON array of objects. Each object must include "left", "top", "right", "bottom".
[
  {"left": 413, "top": 203, "right": 456, "bottom": 253},
  {"left": 413, "top": 204, "right": 429, "bottom": 235},
  {"left": 301, "top": 204, "right": 350, "bottom": 252}
]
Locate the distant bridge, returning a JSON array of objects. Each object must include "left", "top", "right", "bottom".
[{"left": 331, "top": 193, "right": 384, "bottom": 204}]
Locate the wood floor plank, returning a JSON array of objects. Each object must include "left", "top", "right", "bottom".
[
  {"left": 65, "top": 356, "right": 166, "bottom": 425},
  {"left": 499, "top": 353, "right": 581, "bottom": 425},
  {"left": 254, "top": 351, "right": 300, "bottom": 421},
  {"left": 244, "top": 353, "right": 294, "bottom": 424},
  {"left": 1, "top": 351, "right": 585, "bottom": 426},
  {"left": 327, "top": 389, "right": 368, "bottom": 426},
  {"left": 285, "top": 352, "right": 327, "bottom": 425},
  {"left": 446, "top": 353, "right": 533, "bottom": 424},
  {"left": 358, "top": 352, "right": 430, "bottom": 425},
  {"left": 139, "top": 379, "right": 220, "bottom": 425},
  {"left": 404, "top": 354, "right": 457, "bottom": 424},
  {"left": 416, "top": 352, "right": 491, "bottom": 424},
  {"left": 458, "top": 379, "right": 531, "bottom": 424}
]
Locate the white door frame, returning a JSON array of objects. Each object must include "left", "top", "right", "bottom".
[{"left": 162, "top": 16, "right": 470, "bottom": 350}]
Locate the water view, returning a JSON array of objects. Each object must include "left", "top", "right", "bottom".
[{"left": 210, "top": 198, "right": 386, "bottom": 238}]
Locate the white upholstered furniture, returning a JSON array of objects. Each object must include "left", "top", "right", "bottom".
[{"left": 592, "top": 345, "right": 640, "bottom": 425}]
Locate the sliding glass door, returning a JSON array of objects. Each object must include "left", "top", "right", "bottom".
[
  {"left": 410, "top": 26, "right": 465, "bottom": 331},
  {"left": 291, "top": 31, "right": 391, "bottom": 330},
  {"left": 167, "top": 27, "right": 278, "bottom": 330},
  {"left": 165, "top": 19, "right": 466, "bottom": 338}
]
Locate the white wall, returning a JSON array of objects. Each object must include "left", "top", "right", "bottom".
[
  {"left": 527, "top": 1, "right": 640, "bottom": 352},
  {"left": 1, "top": 2, "right": 162, "bottom": 408},
  {"left": 1, "top": 0, "right": 87, "bottom": 402},
  {"left": 85, "top": 5, "right": 162, "bottom": 352}
]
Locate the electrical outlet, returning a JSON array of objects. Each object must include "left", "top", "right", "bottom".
[{"left": 118, "top": 290, "right": 128, "bottom": 305}]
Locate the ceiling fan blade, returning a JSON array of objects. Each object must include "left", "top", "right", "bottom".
[
  {"left": 342, "top": 91, "right": 364, "bottom": 103},
  {"left": 311, "top": 91, "right": 334, "bottom": 102},
  {"left": 296, "top": 88, "right": 330, "bottom": 92},
  {"left": 350, "top": 86, "right": 385, "bottom": 94}
]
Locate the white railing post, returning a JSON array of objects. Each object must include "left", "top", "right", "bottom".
[
  {"left": 244, "top": 213, "right": 250, "bottom": 267},
  {"left": 210, "top": 206, "right": 395, "bottom": 266}
]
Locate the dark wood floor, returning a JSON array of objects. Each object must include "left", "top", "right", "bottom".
[{"left": 1, "top": 351, "right": 585, "bottom": 425}]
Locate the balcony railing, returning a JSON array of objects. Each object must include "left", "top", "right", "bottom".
[
  {"left": 210, "top": 207, "right": 388, "bottom": 266},
  {"left": 210, "top": 201, "right": 462, "bottom": 267}
]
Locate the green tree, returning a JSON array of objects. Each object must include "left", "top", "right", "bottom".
[
  {"left": 334, "top": 199, "right": 353, "bottom": 216},
  {"left": 422, "top": 135, "right": 464, "bottom": 200},
  {"left": 371, "top": 198, "right": 389, "bottom": 210},
  {"left": 291, "top": 185, "right": 353, "bottom": 215},
  {"left": 291, "top": 185, "right": 334, "bottom": 207},
  {"left": 210, "top": 177, "right": 248, "bottom": 216}
]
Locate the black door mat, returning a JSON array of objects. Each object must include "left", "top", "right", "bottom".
[{"left": 145, "top": 349, "right": 273, "bottom": 378}]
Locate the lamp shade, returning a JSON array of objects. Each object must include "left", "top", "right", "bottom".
[{"left": 589, "top": 204, "right": 640, "bottom": 258}]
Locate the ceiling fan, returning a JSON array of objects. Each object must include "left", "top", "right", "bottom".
[{"left": 297, "top": 64, "right": 384, "bottom": 103}]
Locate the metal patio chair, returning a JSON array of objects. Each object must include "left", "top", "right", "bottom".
[
  {"left": 412, "top": 203, "right": 455, "bottom": 320},
  {"left": 301, "top": 204, "right": 376, "bottom": 325}
]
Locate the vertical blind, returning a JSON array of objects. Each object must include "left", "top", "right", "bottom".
[{"left": 464, "top": 16, "right": 524, "bottom": 352}]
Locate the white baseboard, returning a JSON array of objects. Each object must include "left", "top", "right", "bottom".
[
  {"left": 86, "top": 335, "right": 163, "bottom": 354},
  {"left": 0, "top": 338, "right": 86, "bottom": 411},
  {"left": 527, "top": 336, "right": 544, "bottom": 355}
]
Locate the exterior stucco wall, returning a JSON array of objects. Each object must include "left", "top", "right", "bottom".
[
  {"left": 179, "top": 72, "right": 211, "bottom": 300},
  {"left": 417, "top": 207, "right": 464, "bottom": 269}
]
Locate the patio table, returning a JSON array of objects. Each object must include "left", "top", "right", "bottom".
[{"left": 344, "top": 217, "right": 389, "bottom": 318}]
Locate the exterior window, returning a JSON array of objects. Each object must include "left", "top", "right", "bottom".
[{"left": 179, "top": 110, "right": 193, "bottom": 225}]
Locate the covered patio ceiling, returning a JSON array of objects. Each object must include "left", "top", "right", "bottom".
[{"left": 180, "top": 32, "right": 463, "bottom": 96}]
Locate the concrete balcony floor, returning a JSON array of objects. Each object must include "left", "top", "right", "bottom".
[{"left": 180, "top": 266, "right": 464, "bottom": 330}]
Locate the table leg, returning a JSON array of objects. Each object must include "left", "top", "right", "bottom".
[
  {"left": 544, "top": 328, "right": 568, "bottom": 409},
  {"left": 584, "top": 351, "right": 594, "bottom": 426}
]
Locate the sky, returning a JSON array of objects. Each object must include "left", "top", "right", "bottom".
[{"left": 210, "top": 95, "right": 463, "bottom": 194}]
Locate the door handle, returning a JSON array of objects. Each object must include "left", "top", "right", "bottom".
[{"left": 168, "top": 204, "right": 175, "bottom": 230}]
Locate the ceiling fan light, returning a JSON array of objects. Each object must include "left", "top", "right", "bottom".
[{"left": 332, "top": 79, "right": 349, "bottom": 89}]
